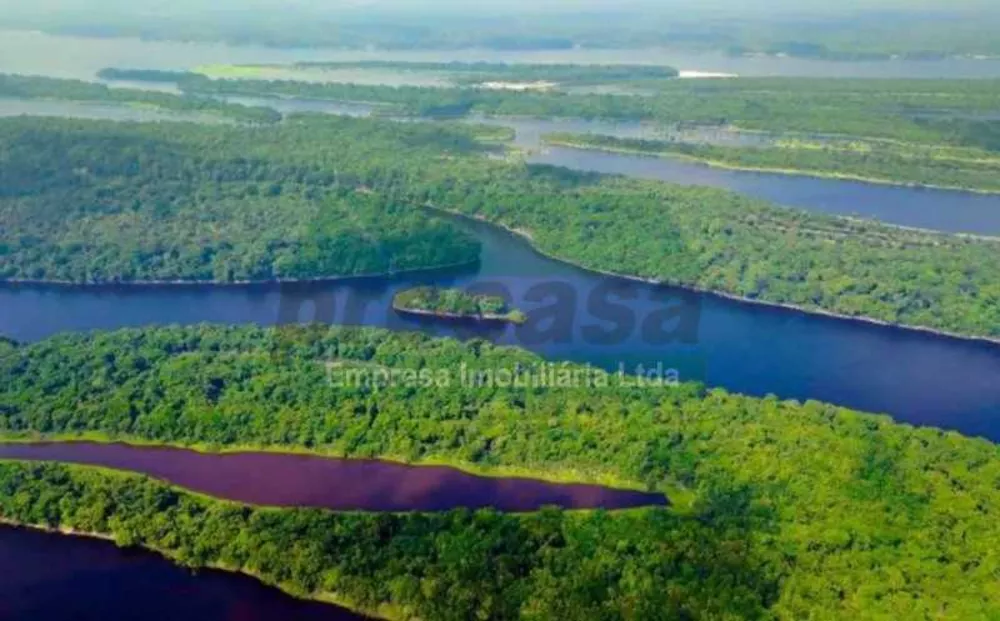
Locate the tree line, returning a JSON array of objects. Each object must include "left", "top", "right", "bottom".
[
  {"left": 1, "top": 324, "right": 1000, "bottom": 619},
  {"left": 2, "top": 115, "right": 997, "bottom": 337}
]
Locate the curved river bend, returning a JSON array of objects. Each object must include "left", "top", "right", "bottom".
[{"left": 3, "top": 215, "right": 1000, "bottom": 440}]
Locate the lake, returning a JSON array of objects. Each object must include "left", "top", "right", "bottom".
[
  {"left": 5, "top": 30, "right": 1000, "bottom": 80},
  {"left": 3, "top": 214, "right": 999, "bottom": 441},
  {"left": 0, "top": 442, "right": 667, "bottom": 512},
  {"left": 0, "top": 526, "right": 369, "bottom": 621}
]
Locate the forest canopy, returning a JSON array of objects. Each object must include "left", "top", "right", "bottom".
[
  {"left": 1, "top": 115, "right": 998, "bottom": 337},
  {"left": 2, "top": 324, "right": 1000, "bottom": 619}
]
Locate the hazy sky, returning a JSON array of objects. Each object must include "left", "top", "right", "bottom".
[{"left": 2, "top": 0, "right": 996, "bottom": 15}]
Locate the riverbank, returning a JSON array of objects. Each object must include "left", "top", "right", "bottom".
[
  {"left": 541, "top": 137, "right": 1000, "bottom": 196},
  {"left": 0, "top": 432, "right": 683, "bottom": 502},
  {"left": 430, "top": 206, "right": 1000, "bottom": 347},
  {"left": 392, "top": 304, "right": 527, "bottom": 325},
  {"left": 0, "top": 518, "right": 397, "bottom": 621},
  {"left": 0, "top": 258, "right": 481, "bottom": 289}
]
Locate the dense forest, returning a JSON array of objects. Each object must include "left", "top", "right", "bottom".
[
  {"left": 144, "top": 70, "right": 1000, "bottom": 146},
  {"left": 393, "top": 287, "right": 527, "bottom": 323},
  {"left": 2, "top": 115, "right": 998, "bottom": 337},
  {"left": 0, "top": 462, "right": 776, "bottom": 621},
  {"left": 0, "top": 118, "right": 484, "bottom": 283},
  {"left": 0, "top": 74, "right": 281, "bottom": 124},
  {"left": 2, "top": 325, "right": 1000, "bottom": 619},
  {"left": 543, "top": 132, "right": 1000, "bottom": 192},
  {"left": 277, "top": 62, "right": 678, "bottom": 85}
]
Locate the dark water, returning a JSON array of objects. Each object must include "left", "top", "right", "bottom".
[
  {"left": 0, "top": 442, "right": 667, "bottom": 512},
  {"left": 0, "top": 526, "right": 368, "bottom": 621},
  {"left": 3, "top": 215, "right": 1000, "bottom": 440},
  {"left": 528, "top": 146, "right": 1000, "bottom": 235}
]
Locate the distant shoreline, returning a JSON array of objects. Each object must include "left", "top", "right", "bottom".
[{"left": 541, "top": 137, "right": 1000, "bottom": 196}]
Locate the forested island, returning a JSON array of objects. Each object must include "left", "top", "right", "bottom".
[
  {"left": 543, "top": 132, "right": 1000, "bottom": 193},
  {"left": 2, "top": 114, "right": 998, "bottom": 338},
  {"left": 106, "top": 62, "right": 680, "bottom": 89},
  {"left": 120, "top": 69, "right": 1000, "bottom": 148},
  {"left": 0, "top": 74, "right": 281, "bottom": 124},
  {"left": 2, "top": 324, "right": 1000, "bottom": 619},
  {"left": 393, "top": 287, "right": 527, "bottom": 324}
]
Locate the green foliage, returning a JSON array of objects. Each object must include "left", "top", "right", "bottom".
[
  {"left": 0, "top": 74, "right": 281, "bottom": 124},
  {"left": 165, "top": 71, "right": 1000, "bottom": 147},
  {"left": 0, "top": 118, "right": 483, "bottom": 283},
  {"left": 291, "top": 61, "right": 680, "bottom": 85},
  {"left": 3, "top": 324, "right": 1000, "bottom": 618},
  {"left": 393, "top": 286, "right": 524, "bottom": 323},
  {"left": 2, "top": 114, "right": 998, "bottom": 336},
  {"left": 544, "top": 132, "right": 1000, "bottom": 192},
  {"left": 0, "top": 461, "right": 775, "bottom": 621}
]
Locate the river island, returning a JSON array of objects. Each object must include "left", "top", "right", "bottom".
[{"left": 392, "top": 286, "right": 527, "bottom": 324}]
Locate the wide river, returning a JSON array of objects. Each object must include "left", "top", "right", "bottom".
[
  {"left": 5, "top": 30, "right": 1000, "bottom": 80},
  {"left": 3, "top": 30, "right": 1000, "bottom": 621},
  {"left": 3, "top": 214, "right": 999, "bottom": 440}
]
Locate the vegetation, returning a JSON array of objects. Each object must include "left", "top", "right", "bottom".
[
  {"left": 150, "top": 71, "right": 1000, "bottom": 146},
  {"left": 96, "top": 68, "right": 194, "bottom": 83},
  {"left": 0, "top": 461, "right": 773, "bottom": 621},
  {"left": 3, "top": 324, "right": 1000, "bottom": 619},
  {"left": 0, "top": 118, "right": 486, "bottom": 283},
  {"left": 393, "top": 286, "right": 527, "bottom": 324},
  {"left": 2, "top": 115, "right": 998, "bottom": 337},
  {"left": 283, "top": 61, "right": 679, "bottom": 86},
  {"left": 0, "top": 74, "right": 281, "bottom": 124},
  {"left": 544, "top": 132, "right": 1000, "bottom": 193}
]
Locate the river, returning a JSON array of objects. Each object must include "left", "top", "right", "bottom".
[
  {"left": 5, "top": 30, "right": 1000, "bottom": 80},
  {"left": 0, "top": 526, "right": 370, "bottom": 621},
  {"left": 3, "top": 214, "right": 999, "bottom": 440},
  {"left": 206, "top": 96, "right": 1000, "bottom": 235},
  {"left": 3, "top": 29, "right": 1000, "bottom": 619}
]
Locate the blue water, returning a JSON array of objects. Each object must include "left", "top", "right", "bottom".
[{"left": 3, "top": 215, "right": 998, "bottom": 440}]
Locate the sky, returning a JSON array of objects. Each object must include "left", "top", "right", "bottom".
[{"left": 2, "top": 0, "right": 997, "bottom": 15}]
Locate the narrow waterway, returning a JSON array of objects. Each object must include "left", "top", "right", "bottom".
[{"left": 0, "top": 442, "right": 667, "bottom": 512}]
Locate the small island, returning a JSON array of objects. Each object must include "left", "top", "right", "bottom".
[{"left": 392, "top": 287, "right": 527, "bottom": 324}]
